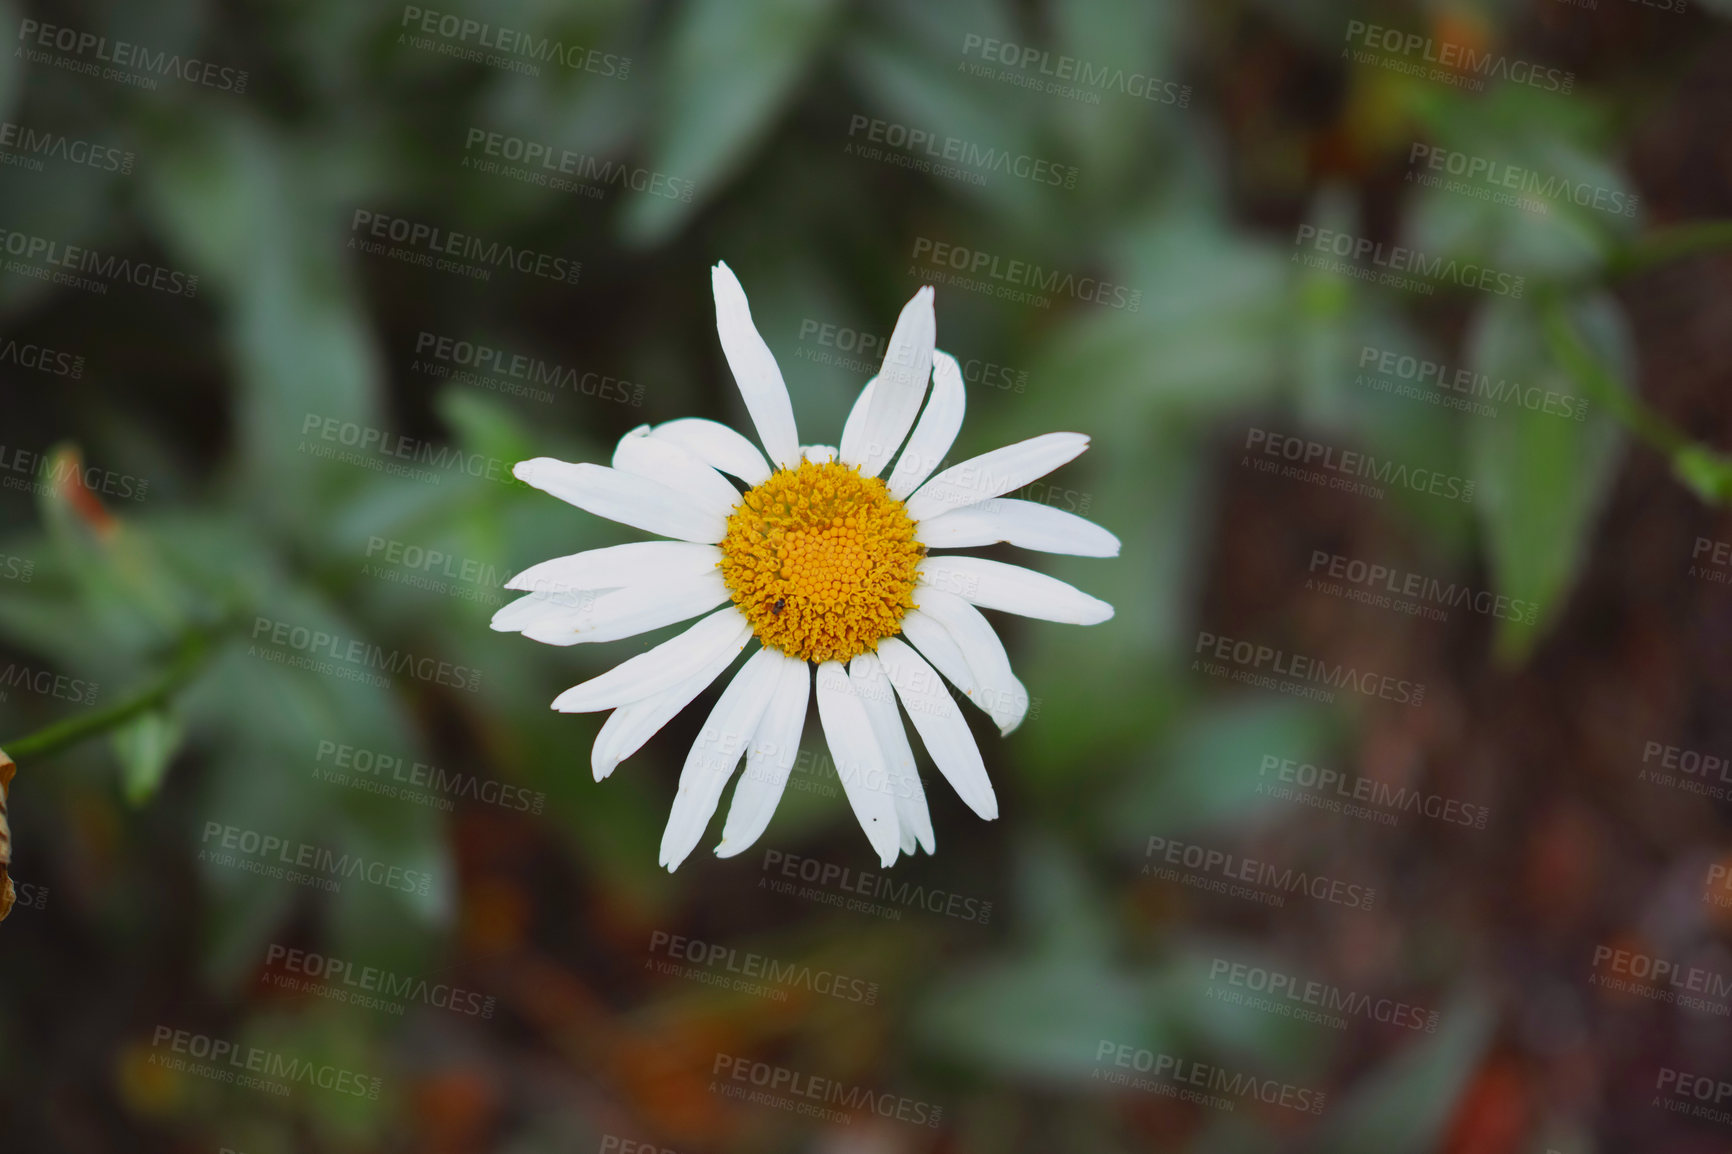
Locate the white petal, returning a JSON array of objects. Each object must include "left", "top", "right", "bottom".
[
  {"left": 838, "top": 376, "right": 878, "bottom": 464},
  {"left": 716, "top": 654, "right": 811, "bottom": 858},
  {"left": 903, "top": 433, "right": 1090, "bottom": 523},
  {"left": 515, "top": 570, "right": 729, "bottom": 646},
  {"left": 903, "top": 591, "right": 1028, "bottom": 734},
  {"left": 611, "top": 426, "right": 742, "bottom": 518},
  {"left": 839, "top": 287, "right": 934, "bottom": 477},
  {"left": 591, "top": 639, "right": 745, "bottom": 781},
  {"left": 875, "top": 638, "right": 998, "bottom": 821},
  {"left": 896, "top": 609, "right": 973, "bottom": 698},
  {"left": 650, "top": 418, "right": 771, "bottom": 486},
  {"left": 506, "top": 541, "right": 720, "bottom": 593},
  {"left": 660, "top": 648, "right": 782, "bottom": 870},
  {"left": 887, "top": 350, "right": 966, "bottom": 500},
  {"left": 802, "top": 444, "right": 837, "bottom": 465},
  {"left": 917, "top": 557, "right": 1113, "bottom": 626},
  {"left": 491, "top": 588, "right": 592, "bottom": 634},
  {"left": 815, "top": 660, "right": 902, "bottom": 867},
  {"left": 915, "top": 498, "right": 1121, "bottom": 557},
  {"left": 852, "top": 653, "right": 933, "bottom": 855},
  {"left": 513, "top": 458, "right": 726, "bottom": 543},
  {"left": 551, "top": 608, "right": 752, "bottom": 713},
  {"left": 712, "top": 262, "right": 800, "bottom": 470}
]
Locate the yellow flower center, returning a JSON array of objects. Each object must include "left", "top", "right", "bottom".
[{"left": 718, "top": 459, "right": 923, "bottom": 665}]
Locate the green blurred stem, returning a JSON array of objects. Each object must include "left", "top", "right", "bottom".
[
  {"left": 1608, "top": 220, "right": 1732, "bottom": 280},
  {"left": 1, "top": 632, "right": 210, "bottom": 763},
  {"left": 1540, "top": 294, "right": 1689, "bottom": 457},
  {"left": 1542, "top": 291, "right": 1732, "bottom": 503}
]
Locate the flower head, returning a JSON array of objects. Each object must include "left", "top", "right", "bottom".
[{"left": 495, "top": 263, "right": 1117, "bottom": 870}]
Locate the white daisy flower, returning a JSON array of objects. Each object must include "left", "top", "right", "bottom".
[{"left": 494, "top": 262, "right": 1117, "bottom": 871}]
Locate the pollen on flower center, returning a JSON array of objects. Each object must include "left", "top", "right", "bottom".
[{"left": 718, "top": 459, "right": 923, "bottom": 665}]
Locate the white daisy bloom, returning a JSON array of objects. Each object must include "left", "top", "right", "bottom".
[{"left": 495, "top": 262, "right": 1118, "bottom": 871}]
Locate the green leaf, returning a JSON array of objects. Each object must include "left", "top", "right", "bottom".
[
  {"left": 624, "top": 0, "right": 843, "bottom": 243},
  {"left": 1672, "top": 444, "right": 1732, "bottom": 504},
  {"left": 112, "top": 710, "right": 185, "bottom": 806},
  {"left": 142, "top": 114, "right": 384, "bottom": 514},
  {"left": 1107, "top": 699, "right": 1339, "bottom": 843},
  {"left": 1465, "top": 294, "right": 1626, "bottom": 661},
  {"left": 919, "top": 953, "right": 1153, "bottom": 1078},
  {"left": 918, "top": 842, "right": 1157, "bottom": 1077},
  {"left": 1308, "top": 991, "right": 1496, "bottom": 1154}
]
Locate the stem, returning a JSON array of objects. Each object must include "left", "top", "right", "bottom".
[
  {"left": 1541, "top": 291, "right": 1732, "bottom": 504},
  {"left": 1539, "top": 293, "right": 1689, "bottom": 457},
  {"left": 1608, "top": 220, "right": 1732, "bottom": 280},
  {"left": 1, "top": 632, "right": 211, "bottom": 762}
]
